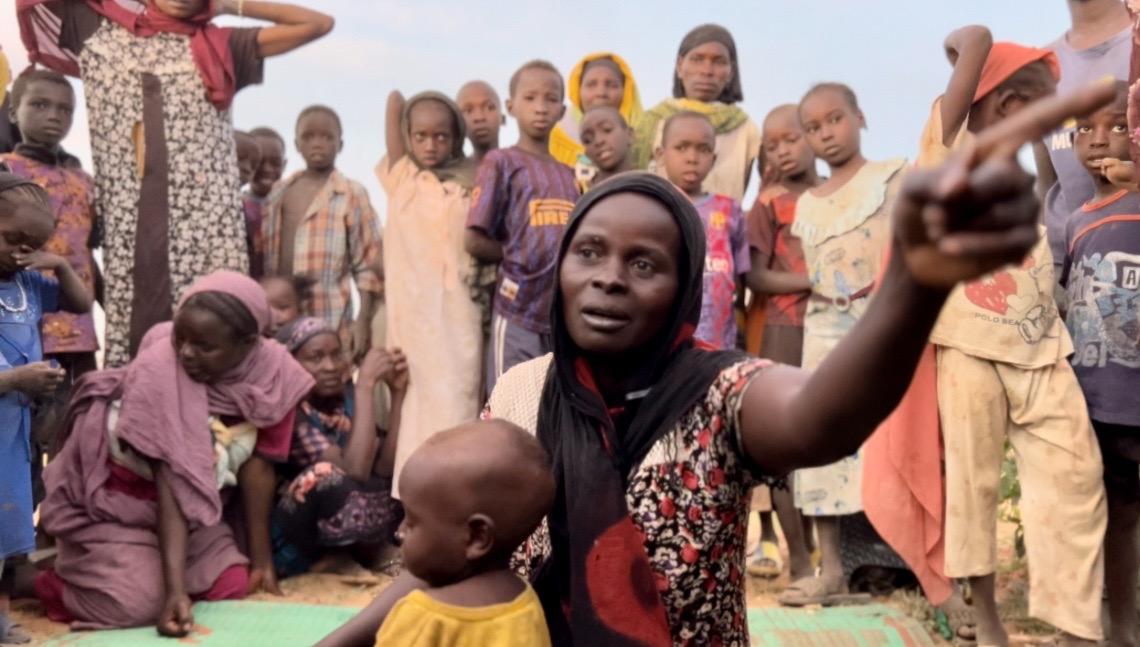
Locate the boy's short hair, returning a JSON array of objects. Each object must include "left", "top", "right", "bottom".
[
  {"left": 296, "top": 105, "right": 343, "bottom": 136},
  {"left": 801, "top": 82, "right": 862, "bottom": 115},
  {"left": 661, "top": 110, "right": 713, "bottom": 145},
  {"left": 10, "top": 69, "right": 73, "bottom": 110},
  {"left": 249, "top": 126, "right": 286, "bottom": 148},
  {"left": 508, "top": 59, "right": 564, "bottom": 99}
]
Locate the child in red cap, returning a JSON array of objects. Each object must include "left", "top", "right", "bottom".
[{"left": 912, "top": 26, "right": 1104, "bottom": 647}]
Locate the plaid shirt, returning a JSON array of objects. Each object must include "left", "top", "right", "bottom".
[
  {"left": 263, "top": 170, "right": 382, "bottom": 334},
  {"left": 290, "top": 398, "right": 353, "bottom": 468}
]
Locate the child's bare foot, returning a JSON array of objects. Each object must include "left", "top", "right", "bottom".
[
  {"left": 937, "top": 591, "right": 976, "bottom": 644},
  {"left": 971, "top": 606, "right": 1006, "bottom": 647}
]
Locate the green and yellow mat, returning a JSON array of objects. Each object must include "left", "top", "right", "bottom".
[{"left": 44, "top": 600, "right": 934, "bottom": 646}]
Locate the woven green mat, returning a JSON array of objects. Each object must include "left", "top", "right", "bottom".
[
  {"left": 42, "top": 601, "right": 358, "bottom": 647},
  {"left": 43, "top": 600, "right": 934, "bottom": 646},
  {"left": 748, "top": 604, "right": 935, "bottom": 646}
]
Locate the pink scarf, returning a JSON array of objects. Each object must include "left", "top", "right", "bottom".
[
  {"left": 18, "top": 0, "right": 238, "bottom": 110},
  {"left": 112, "top": 271, "right": 313, "bottom": 525}
]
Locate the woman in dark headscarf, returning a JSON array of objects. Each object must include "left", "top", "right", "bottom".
[
  {"left": 632, "top": 25, "right": 761, "bottom": 202},
  {"left": 317, "top": 80, "right": 1098, "bottom": 645}
]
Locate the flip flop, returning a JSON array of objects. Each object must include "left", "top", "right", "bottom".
[
  {"left": 937, "top": 604, "right": 978, "bottom": 645},
  {"left": 747, "top": 540, "right": 783, "bottom": 578},
  {"left": 0, "top": 615, "right": 31, "bottom": 645},
  {"left": 777, "top": 576, "right": 872, "bottom": 608}
]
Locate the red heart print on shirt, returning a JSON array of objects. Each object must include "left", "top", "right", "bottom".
[{"left": 964, "top": 272, "right": 1017, "bottom": 315}]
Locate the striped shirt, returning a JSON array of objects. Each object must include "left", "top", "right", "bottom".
[
  {"left": 467, "top": 147, "right": 579, "bottom": 334},
  {"left": 263, "top": 170, "right": 382, "bottom": 335}
]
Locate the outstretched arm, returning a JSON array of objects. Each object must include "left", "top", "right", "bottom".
[
  {"left": 315, "top": 572, "right": 427, "bottom": 647},
  {"left": 940, "top": 25, "right": 993, "bottom": 146},
  {"left": 738, "top": 80, "right": 1116, "bottom": 476},
  {"left": 220, "top": 0, "right": 334, "bottom": 58}
]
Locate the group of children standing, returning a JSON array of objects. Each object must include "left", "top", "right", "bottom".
[{"left": 1, "top": 0, "right": 1140, "bottom": 645}]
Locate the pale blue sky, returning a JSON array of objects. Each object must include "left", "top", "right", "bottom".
[{"left": 3, "top": 1, "right": 1074, "bottom": 214}]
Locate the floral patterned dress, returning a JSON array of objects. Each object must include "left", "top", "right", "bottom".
[
  {"left": 57, "top": 7, "right": 263, "bottom": 365},
  {"left": 485, "top": 354, "right": 775, "bottom": 646},
  {"left": 272, "top": 391, "right": 402, "bottom": 577}
]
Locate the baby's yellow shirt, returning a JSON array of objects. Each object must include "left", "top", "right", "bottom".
[{"left": 374, "top": 582, "right": 551, "bottom": 647}]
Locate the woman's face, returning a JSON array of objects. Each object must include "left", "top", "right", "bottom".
[
  {"left": 294, "top": 332, "right": 347, "bottom": 399},
  {"left": 675, "top": 41, "right": 732, "bottom": 102},
  {"left": 151, "top": 0, "right": 208, "bottom": 19},
  {"left": 173, "top": 306, "right": 255, "bottom": 383},
  {"left": 559, "top": 193, "right": 681, "bottom": 356},
  {"left": 579, "top": 61, "right": 624, "bottom": 112}
]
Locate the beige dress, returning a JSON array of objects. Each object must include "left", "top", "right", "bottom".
[
  {"left": 791, "top": 158, "right": 907, "bottom": 516},
  {"left": 378, "top": 157, "right": 483, "bottom": 494}
]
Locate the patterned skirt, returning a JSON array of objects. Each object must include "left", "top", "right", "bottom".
[{"left": 272, "top": 462, "right": 403, "bottom": 577}]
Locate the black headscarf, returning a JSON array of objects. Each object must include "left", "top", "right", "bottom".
[
  {"left": 533, "top": 172, "right": 746, "bottom": 646},
  {"left": 672, "top": 23, "right": 744, "bottom": 104}
]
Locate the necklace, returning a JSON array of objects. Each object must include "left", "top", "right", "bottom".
[{"left": 0, "top": 280, "right": 28, "bottom": 313}]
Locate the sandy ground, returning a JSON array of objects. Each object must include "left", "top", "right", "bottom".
[{"left": 10, "top": 521, "right": 1056, "bottom": 645}]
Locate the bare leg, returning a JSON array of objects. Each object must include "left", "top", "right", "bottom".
[
  {"left": 815, "top": 517, "right": 845, "bottom": 593},
  {"left": 1104, "top": 490, "right": 1140, "bottom": 647},
  {"left": 759, "top": 511, "right": 777, "bottom": 543},
  {"left": 772, "top": 487, "right": 813, "bottom": 579},
  {"left": 968, "top": 574, "right": 1007, "bottom": 647}
]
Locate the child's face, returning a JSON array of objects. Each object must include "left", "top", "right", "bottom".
[
  {"left": 151, "top": 0, "right": 208, "bottom": 19},
  {"left": 236, "top": 140, "right": 262, "bottom": 188},
  {"left": 262, "top": 278, "right": 300, "bottom": 337},
  {"left": 579, "top": 61, "right": 624, "bottom": 112},
  {"left": 295, "top": 112, "right": 341, "bottom": 172},
  {"left": 1075, "top": 97, "right": 1131, "bottom": 179},
  {"left": 12, "top": 80, "right": 75, "bottom": 149},
  {"left": 655, "top": 116, "right": 716, "bottom": 195},
  {"left": 396, "top": 457, "right": 473, "bottom": 587},
  {"left": 172, "top": 306, "right": 255, "bottom": 384},
  {"left": 251, "top": 136, "right": 285, "bottom": 198},
  {"left": 407, "top": 99, "right": 456, "bottom": 170},
  {"left": 763, "top": 110, "right": 814, "bottom": 180},
  {"left": 294, "top": 332, "right": 347, "bottom": 399},
  {"left": 800, "top": 89, "right": 864, "bottom": 169},
  {"left": 675, "top": 42, "right": 732, "bottom": 103},
  {"left": 457, "top": 82, "right": 502, "bottom": 150},
  {"left": 507, "top": 68, "right": 565, "bottom": 141},
  {"left": 580, "top": 108, "right": 632, "bottom": 173},
  {"left": 0, "top": 206, "right": 52, "bottom": 277}
]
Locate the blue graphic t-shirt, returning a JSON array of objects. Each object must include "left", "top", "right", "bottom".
[{"left": 1061, "top": 190, "right": 1140, "bottom": 426}]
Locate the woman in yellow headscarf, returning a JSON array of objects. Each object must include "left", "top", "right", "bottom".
[{"left": 549, "top": 52, "right": 643, "bottom": 191}]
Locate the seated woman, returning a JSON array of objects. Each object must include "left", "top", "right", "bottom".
[
  {"left": 272, "top": 317, "right": 407, "bottom": 577},
  {"left": 35, "top": 271, "right": 314, "bottom": 637}
]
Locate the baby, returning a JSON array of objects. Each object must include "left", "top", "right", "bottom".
[{"left": 375, "top": 420, "right": 554, "bottom": 646}]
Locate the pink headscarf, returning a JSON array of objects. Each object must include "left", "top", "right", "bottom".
[
  {"left": 113, "top": 271, "right": 314, "bottom": 525},
  {"left": 18, "top": 0, "right": 239, "bottom": 110}
]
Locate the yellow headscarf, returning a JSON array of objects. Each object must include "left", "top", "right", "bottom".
[
  {"left": 0, "top": 47, "right": 11, "bottom": 107},
  {"left": 549, "top": 52, "right": 643, "bottom": 167}
]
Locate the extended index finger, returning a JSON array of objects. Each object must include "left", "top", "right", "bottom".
[{"left": 972, "top": 78, "right": 1116, "bottom": 162}]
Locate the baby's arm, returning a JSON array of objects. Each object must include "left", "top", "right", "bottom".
[
  {"left": 941, "top": 25, "right": 993, "bottom": 146},
  {"left": 221, "top": 0, "right": 334, "bottom": 58}
]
